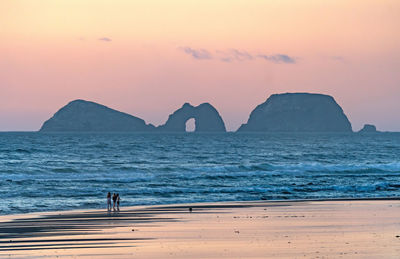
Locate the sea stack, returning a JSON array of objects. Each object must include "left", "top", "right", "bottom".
[
  {"left": 358, "top": 124, "right": 379, "bottom": 133},
  {"left": 39, "top": 100, "right": 155, "bottom": 132},
  {"left": 237, "top": 93, "right": 352, "bottom": 132},
  {"left": 157, "top": 103, "right": 226, "bottom": 132}
]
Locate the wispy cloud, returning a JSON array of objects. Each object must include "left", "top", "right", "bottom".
[
  {"left": 179, "top": 47, "right": 212, "bottom": 60},
  {"left": 230, "top": 49, "right": 254, "bottom": 61},
  {"left": 257, "top": 54, "right": 296, "bottom": 64},
  {"left": 180, "top": 47, "right": 296, "bottom": 64},
  {"left": 98, "top": 37, "right": 112, "bottom": 42}
]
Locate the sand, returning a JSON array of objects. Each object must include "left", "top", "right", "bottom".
[{"left": 0, "top": 199, "right": 399, "bottom": 258}]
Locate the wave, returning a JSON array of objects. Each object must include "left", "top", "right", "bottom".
[
  {"left": 269, "top": 162, "right": 400, "bottom": 173},
  {"left": 85, "top": 143, "right": 109, "bottom": 149},
  {"left": 51, "top": 168, "right": 79, "bottom": 173},
  {"left": 15, "top": 148, "right": 31, "bottom": 153},
  {"left": 171, "top": 162, "right": 400, "bottom": 176},
  {"left": 188, "top": 163, "right": 274, "bottom": 173},
  {"left": 0, "top": 147, "right": 47, "bottom": 154}
]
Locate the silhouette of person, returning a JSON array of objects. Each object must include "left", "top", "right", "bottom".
[
  {"left": 116, "top": 193, "right": 120, "bottom": 211},
  {"left": 107, "top": 192, "right": 111, "bottom": 211},
  {"left": 112, "top": 193, "right": 117, "bottom": 211}
]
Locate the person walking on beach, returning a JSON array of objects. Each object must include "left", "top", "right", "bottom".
[
  {"left": 112, "top": 193, "right": 117, "bottom": 211},
  {"left": 116, "top": 193, "right": 120, "bottom": 211},
  {"left": 107, "top": 192, "right": 112, "bottom": 211}
]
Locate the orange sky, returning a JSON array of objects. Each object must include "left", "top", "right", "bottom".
[{"left": 1, "top": 0, "right": 399, "bottom": 131}]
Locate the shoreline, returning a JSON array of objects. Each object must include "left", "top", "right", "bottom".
[
  {"left": 1, "top": 199, "right": 400, "bottom": 258},
  {"left": 1, "top": 196, "right": 399, "bottom": 218}
]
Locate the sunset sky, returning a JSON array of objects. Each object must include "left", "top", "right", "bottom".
[{"left": 1, "top": 0, "right": 399, "bottom": 131}]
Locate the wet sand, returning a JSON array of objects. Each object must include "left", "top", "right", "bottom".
[{"left": 0, "top": 199, "right": 399, "bottom": 258}]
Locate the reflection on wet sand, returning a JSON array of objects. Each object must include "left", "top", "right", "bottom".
[{"left": 1, "top": 200, "right": 400, "bottom": 258}]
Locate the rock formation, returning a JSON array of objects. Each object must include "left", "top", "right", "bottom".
[
  {"left": 40, "top": 100, "right": 155, "bottom": 132},
  {"left": 358, "top": 124, "right": 378, "bottom": 133},
  {"left": 237, "top": 93, "right": 352, "bottom": 132},
  {"left": 157, "top": 103, "right": 226, "bottom": 132}
]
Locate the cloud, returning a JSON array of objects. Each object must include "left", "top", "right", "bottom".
[
  {"left": 230, "top": 49, "right": 254, "bottom": 61},
  {"left": 179, "top": 47, "right": 212, "bottom": 60},
  {"left": 217, "top": 49, "right": 254, "bottom": 62},
  {"left": 98, "top": 37, "right": 112, "bottom": 42},
  {"left": 180, "top": 47, "right": 296, "bottom": 64},
  {"left": 257, "top": 54, "right": 296, "bottom": 64}
]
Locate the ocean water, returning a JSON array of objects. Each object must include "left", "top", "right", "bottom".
[{"left": 0, "top": 132, "right": 399, "bottom": 215}]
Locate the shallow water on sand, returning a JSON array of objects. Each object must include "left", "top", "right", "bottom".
[{"left": 0, "top": 132, "right": 399, "bottom": 215}]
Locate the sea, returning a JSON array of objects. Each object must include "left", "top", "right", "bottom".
[{"left": 0, "top": 132, "right": 399, "bottom": 215}]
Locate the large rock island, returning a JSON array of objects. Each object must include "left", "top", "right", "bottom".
[
  {"left": 40, "top": 100, "right": 155, "bottom": 132},
  {"left": 237, "top": 93, "right": 352, "bottom": 132},
  {"left": 157, "top": 103, "right": 226, "bottom": 132}
]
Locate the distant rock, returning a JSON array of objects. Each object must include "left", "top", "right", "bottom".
[
  {"left": 40, "top": 100, "right": 226, "bottom": 133},
  {"left": 157, "top": 103, "right": 226, "bottom": 132},
  {"left": 358, "top": 124, "right": 379, "bottom": 133},
  {"left": 40, "top": 100, "right": 154, "bottom": 132},
  {"left": 237, "top": 93, "right": 352, "bottom": 132}
]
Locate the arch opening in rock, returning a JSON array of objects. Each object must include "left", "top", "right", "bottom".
[
  {"left": 157, "top": 102, "right": 226, "bottom": 132},
  {"left": 185, "top": 118, "right": 196, "bottom": 132}
]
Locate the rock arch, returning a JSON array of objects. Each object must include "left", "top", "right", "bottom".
[
  {"left": 185, "top": 118, "right": 196, "bottom": 132},
  {"left": 157, "top": 103, "right": 226, "bottom": 132}
]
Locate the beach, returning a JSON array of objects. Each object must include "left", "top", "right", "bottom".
[{"left": 1, "top": 199, "right": 399, "bottom": 258}]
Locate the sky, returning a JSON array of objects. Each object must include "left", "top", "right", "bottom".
[{"left": 1, "top": 0, "right": 399, "bottom": 131}]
